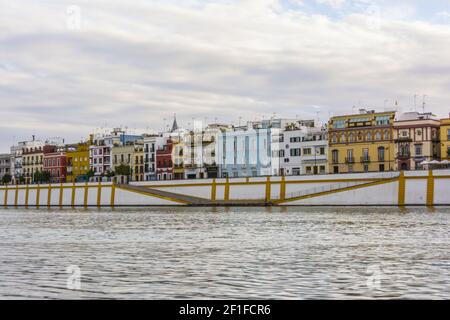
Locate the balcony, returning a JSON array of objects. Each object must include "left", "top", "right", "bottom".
[
  {"left": 360, "top": 156, "right": 371, "bottom": 163},
  {"left": 397, "top": 152, "right": 410, "bottom": 160},
  {"left": 345, "top": 157, "right": 355, "bottom": 164},
  {"left": 395, "top": 137, "right": 412, "bottom": 143}
]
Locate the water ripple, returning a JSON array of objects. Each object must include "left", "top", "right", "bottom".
[{"left": 0, "top": 207, "right": 449, "bottom": 299}]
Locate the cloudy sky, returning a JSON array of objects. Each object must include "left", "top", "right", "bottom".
[{"left": 1, "top": 0, "right": 450, "bottom": 151}]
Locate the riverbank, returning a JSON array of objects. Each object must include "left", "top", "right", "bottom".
[{"left": 1, "top": 170, "right": 449, "bottom": 207}]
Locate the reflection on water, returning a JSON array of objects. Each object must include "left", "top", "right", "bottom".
[{"left": 0, "top": 207, "right": 449, "bottom": 299}]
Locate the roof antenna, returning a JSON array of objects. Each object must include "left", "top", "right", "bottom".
[{"left": 422, "top": 95, "right": 427, "bottom": 113}]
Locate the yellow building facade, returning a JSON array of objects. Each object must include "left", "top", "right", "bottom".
[
  {"left": 112, "top": 143, "right": 144, "bottom": 183},
  {"left": 328, "top": 110, "right": 396, "bottom": 174},
  {"left": 441, "top": 118, "right": 450, "bottom": 160},
  {"left": 66, "top": 143, "right": 90, "bottom": 182}
]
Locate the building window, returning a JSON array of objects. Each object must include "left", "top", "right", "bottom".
[
  {"left": 415, "top": 145, "right": 422, "bottom": 156},
  {"left": 364, "top": 164, "right": 369, "bottom": 172},
  {"left": 375, "top": 132, "right": 381, "bottom": 140},
  {"left": 384, "top": 130, "right": 391, "bottom": 140},
  {"left": 292, "top": 168, "right": 301, "bottom": 176},
  {"left": 447, "top": 129, "right": 450, "bottom": 140},
  {"left": 332, "top": 150, "right": 339, "bottom": 164},
  {"left": 306, "top": 167, "right": 312, "bottom": 174},
  {"left": 347, "top": 149, "right": 354, "bottom": 163},
  {"left": 349, "top": 133, "right": 355, "bottom": 142},
  {"left": 319, "top": 166, "right": 325, "bottom": 174},
  {"left": 333, "top": 166, "right": 339, "bottom": 174},
  {"left": 332, "top": 134, "right": 337, "bottom": 143},
  {"left": 290, "top": 148, "right": 301, "bottom": 157},
  {"left": 376, "top": 116, "right": 390, "bottom": 125},
  {"left": 378, "top": 147, "right": 385, "bottom": 162},
  {"left": 334, "top": 120, "right": 345, "bottom": 129},
  {"left": 319, "top": 147, "right": 325, "bottom": 155},
  {"left": 340, "top": 133, "right": 346, "bottom": 143},
  {"left": 303, "top": 148, "right": 312, "bottom": 155}
]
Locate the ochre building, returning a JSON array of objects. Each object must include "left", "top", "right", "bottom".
[{"left": 328, "top": 110, "right": 396, "bottom": 174}]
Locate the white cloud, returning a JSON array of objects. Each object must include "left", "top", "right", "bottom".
[
  {"left": 0, "top": 0, "right": 450, "bottom": 151},
  {"left": 315, "top": 0, "right": 347, "bottom": 9}
]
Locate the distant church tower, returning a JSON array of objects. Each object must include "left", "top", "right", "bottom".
[{"left": 170, "top": 114, "right": 179, "bottom": 132}]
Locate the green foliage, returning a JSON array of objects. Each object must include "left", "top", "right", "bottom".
[
  {"left": 1, "top": 174, "right": 12, "bottom": 185},
  {"left": 105, "top": 170, "right": 115, "bottom": 178},
  {"left": 33, "top": 171, "right": 51, "bottom": 183},
  {"left": 115, "top": 164, "right": 131, "bottom": 176},
  {"left": 18, "top": 175, "right": 26, "bottom": 184},
  {"left": 86, "top": 170, "right": 95, "bottom": 178}
]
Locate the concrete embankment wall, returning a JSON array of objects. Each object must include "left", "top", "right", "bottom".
[{"left": 1, "top": 170, "right": 449, "bottom": 207}]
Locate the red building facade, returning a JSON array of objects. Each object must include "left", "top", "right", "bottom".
[
  {"left": 43, "top": 145, "right": 67, "bottom": 183},
  {"left": 156, "top": 139, "right": 173, "bottom": 180}
]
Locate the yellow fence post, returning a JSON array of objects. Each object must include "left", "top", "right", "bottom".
[
  {"left": 84, "top": 182, "right": 89, "bottom": 208},
  {"left": 224, "top": 177, "right": 230, "bottom": 201},
  {"left": 398, "top": 171, "right": 406, "bottom": 207},
  {"left": 265, "top": 176, "right": 271, "bottom": 203},
  {"left": 211, "top": 179, "right": 217, "bottom": 201},
  {"left": 110, "top": 182, "right": 116, "bottom": 208},
  {"left": 426, "top": 170, "right": 434, "bottom": 207},
  {"left": 59, "top": 183, "right": 64, "bottom": 208},
  {"left": 71, "top": 182, "right": 76, "bottom": 208},
  {"left": 280, "top": 176, "right": 286, "bottom": 201},
  {"left": 14, "top": 184, "right": 19, "bottom": 207},
  {"left": 97, "top": 181, "right": 102, "bottom": 208},
  {"left": 47, "top": 183, "right": 52, "bottom": 208},
  {"left": 3, "top": 185, "right": 8, "bottom": 207}
]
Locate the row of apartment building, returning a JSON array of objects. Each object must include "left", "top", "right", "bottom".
[{"left": 1, "top": 111, "right": 450, "bottom": 184}]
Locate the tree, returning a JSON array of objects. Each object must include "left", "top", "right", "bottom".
[
  {"left": 115, "top": 164, "right": 131, "bottom": 183},
  {"left": 33, "top": 171, "right": 42, "bottom": 183},
  {"left": 18, "top": 175, "right": 26, "bottom": 184},
  {"left": 86, "top": 169, "right": 95, "bottom": 178},
  {"left": 105, "top": 171, "right": 115, "bottom": 178},
  {"left": 2, "top": 174, "right": 12, "bottom": 185},
  {"left": 41, "top": 171, "right": 51, "bottom": 183},
  {"left": 33, "top": 171, "right": 51, "bottom": 183}
]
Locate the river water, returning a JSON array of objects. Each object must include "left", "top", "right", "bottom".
[{"left": 0, "top": 207, "right": 449, "bottom": 299}]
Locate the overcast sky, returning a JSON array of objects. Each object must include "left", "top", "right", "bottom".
[{"left": 1, "top": 0, "right": 450, "bottom": 152}]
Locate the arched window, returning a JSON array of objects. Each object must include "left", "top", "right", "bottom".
[
  {"left": 349, "top": 133, "right": 355, "bottom": 142},
  {"left": 367, "top": 132, "right": 372, "bottom": 141},
  {"left": 332, "top": 134, "right": 337, "bottom": 143},
  {"left": 384, "top": 130, "right": 390, "bottom": 140},
  {"left": 340, "top": 133, "right": 346, "bottom": 143},
  {"left": 375, "top": 132, "right": 382, "bottom": 140}
]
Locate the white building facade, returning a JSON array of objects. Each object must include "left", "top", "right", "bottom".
[{"left": 277, "top": 126, "right": 328, "bottom": 176}]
